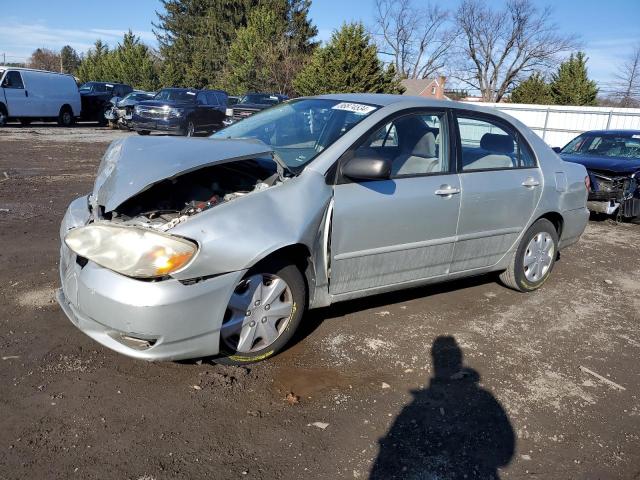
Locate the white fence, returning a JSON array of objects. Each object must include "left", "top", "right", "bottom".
[{"left": 468, "top": 102, "right": 640, "bottom": 148}]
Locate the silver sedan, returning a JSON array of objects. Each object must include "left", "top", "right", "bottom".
[{"left": 57, "top": 94, "right": 589, "bottom": 364}]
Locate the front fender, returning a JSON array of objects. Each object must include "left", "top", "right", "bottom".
[{"left": 168, "top": 171, "right": 333, "bottom": 281}]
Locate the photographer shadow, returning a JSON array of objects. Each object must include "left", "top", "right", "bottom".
[{"left": 370, "top": 336, "right": 515, "bottom": 479}]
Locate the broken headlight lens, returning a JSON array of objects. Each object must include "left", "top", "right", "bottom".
[{"left": 64, "top": 224, "right": 197, "bottom": 278}]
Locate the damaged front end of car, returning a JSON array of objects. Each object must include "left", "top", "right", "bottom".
[
  {"left": 587, "top": 170, "right": 640, "bottom": 219},
  {"left": 56, "top": 135, "right": 332, "bottom": 361}
]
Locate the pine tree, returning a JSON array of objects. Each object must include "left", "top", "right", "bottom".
[
  {"left": 76, "top": 40, "right": 111, "bottom": 83},
  {"left": 60, "top": 46, "right": 80, "bottom": 75},
  {"left": 108, "top": 31, "right": 160, "bottom": 91},
  {"left": 154, "top": 0, "right": 258, "bottom": 88},
  {"left": 510, "top": 73, "right": 553, "bottom": 104},
  {"left": 550, "top": 52, "right": 598, "bottom": 106},
  {"left": 294, "top": 23, "right": 404, "bottom": 96},
  {"left": 221, "top": 2, "right": 316, "bottom": 95}
]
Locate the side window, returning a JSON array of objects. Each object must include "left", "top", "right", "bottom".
[
  {"left": 206, "top": 92, "right": 220, "bottom": 106},
  {"left": 196, "top": 92, "right": 208, "bottom": 105},
  {"left": 456, "top": 115, "right": 535, "bottom": 171},
  {"left": 3, "top": 71, "right": 24, "bottom": 89},
  {"left": 354, "top": 112, "right": 449, "bottom": 176}
]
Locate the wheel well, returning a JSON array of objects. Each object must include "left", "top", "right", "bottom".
[
  {"left": 0, "top": 102, "right": 7, "bottom": 114},
  {"left": 256, "top": 244, "right": 312, "bottom": 273},
  {"left": 537, "top": 212, "right": 564, "bottom": 238},
  {"left": 60, "top": 104, "right": 73, "bottom": 114}
]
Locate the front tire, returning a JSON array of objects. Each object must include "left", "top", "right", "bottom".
[
  {"left": 215, "top": 259, "right": 306, "bottom": 365},
  {"left": 137, "top": 130, "right": 150, "bottom": 136},
  {"left": 0, "top": 105, "right": 7, "bottom": 127},
  {"left": 185, "top": 120, "right": 196, "bottom": 137},
  {"left": 500, "top": 219, "right": 558, "bottom": 292},
  {"left": 57, "top": 106, "right": 74, "bottom": 127}
]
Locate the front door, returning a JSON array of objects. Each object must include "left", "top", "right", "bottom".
[
  {"left": 330, "top": 111, "right": 461, "bottom": 295},
  {"left": 451, "top": 113, "right": 543, "bottom": 272},
  {"left": 2, "top": 71, "right": 30, "bottom": 117}
]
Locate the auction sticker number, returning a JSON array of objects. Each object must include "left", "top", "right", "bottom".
[{"left": 331, "top": 102, "right": 376, "bottom": 115}]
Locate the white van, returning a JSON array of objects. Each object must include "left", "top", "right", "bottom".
[{"left": 0, "top": 67, "right": 81, "bottom": 127}]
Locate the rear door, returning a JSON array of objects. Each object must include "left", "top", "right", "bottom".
[
  {"left": 330, "top": 110, "right": 461, "bottom": 295},
  {"left": 1, "top": 71, "right": 29, "bottom": 117},
  {"left": 451, "top": 112, "right": 542, "bottom": 272}
]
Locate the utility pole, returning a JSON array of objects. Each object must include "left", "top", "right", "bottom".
[{"left": 1, "top": 53, "right": 5, "bottom": 65}]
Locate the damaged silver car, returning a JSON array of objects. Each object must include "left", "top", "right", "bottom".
[{"left": 58, "top": 94, "right": 590, "bottom": 364}]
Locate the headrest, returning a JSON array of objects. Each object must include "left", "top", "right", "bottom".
[{"left": 480, "top": 133, "right": 514, "bottom": 154}]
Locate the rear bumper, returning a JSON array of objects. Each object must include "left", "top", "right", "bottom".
[{"left": 559, "top": 207, "right": 589, "bottom": 249}]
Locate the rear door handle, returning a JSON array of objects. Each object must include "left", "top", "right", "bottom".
[
  {"left": 24, "top": 90, "right": 28, "bottom": 97},
  {"left": 522, "top": 177, "right": 540, "bottom": 188},
  {"left": 435, "top": 185, "right": 461, "bottom": 196}
]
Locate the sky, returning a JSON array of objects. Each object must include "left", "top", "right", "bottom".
[{"left": 1, "top": 0, "right": 639, "bottom": 90}]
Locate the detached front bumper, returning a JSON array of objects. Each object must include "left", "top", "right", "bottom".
[{"left": 57, "top": 197, "right": 245, "bottom": 361}]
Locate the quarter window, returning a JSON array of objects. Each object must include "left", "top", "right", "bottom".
[
  {"left": 354, "top": 112, "right": 449, "bottom": 176},
  {"left": 456, "top": 115, "right": 535, "bottom": 171},
  {"left": 3, "top": 71, "right": 24, "bottom": 89}
]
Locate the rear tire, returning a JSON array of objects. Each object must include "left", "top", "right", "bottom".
[
  {"left": 214, "top": 259, "right": 307, "bottom": 365},
  {"left": 19, "top": 118, "right": 32, "bottom": 126},
  {"left": 499, "top": 219, "right": 558, "bottom": 292},
  {"left": 57, "top": 106, "right": 74, "bottom": 127}
]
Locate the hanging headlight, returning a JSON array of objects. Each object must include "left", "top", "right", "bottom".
[{"left": 65, "top": 224, "right": 198, "bottom": 278}]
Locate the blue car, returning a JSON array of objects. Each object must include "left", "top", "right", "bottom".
[
  {"left": 556, "top": 130, "right": 640, "bottom": 221},
  {"left": 132, "top": 88, "right": 228, "bottom": 137}
]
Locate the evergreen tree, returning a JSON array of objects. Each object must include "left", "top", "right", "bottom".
[
  {"left": 76, "top": 40, "right": 111, "bottom": 83},
  {"left": 221, "top": 3, "right": 316, "bottom": 95},
  {"left": 108, "top": 31, "right": 160, "bottom": 91},
  {"left": 294, "top": 23, "right": 404, "bottom": 96},
  {"left": 550, "top": 52, "right": 598, "bottom": 106},
  {"left": 510, "top": 73, "right": 553, "bottom": 104},
  {"left": 154, "top": 0, "right": 258, "bottom": 88},
  {"left": 60, "top": 45, "right": 80, "bottom": 75}
]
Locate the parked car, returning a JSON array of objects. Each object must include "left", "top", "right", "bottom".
[
  {"left": 0, "top": 67, "right": 80, "bottom": 127},
  {"left": 227, "top": 95, "right": 240, "bottom": 106},
  {"left": 79, "top": 81, "right": 133, "bottom": 124},
  {"left": 105, "top": 91, "right": 155, "bottom": 129},
  {"left": 132, "top": 88, "right": 228, "bottom": 136},
  {"left": 58, "top": 94, "right": 589, "bottom": 364},
  {"left": 225, "top": 92, "right": 288, "bottom": 124},
  {"left": 555, "top": 130, "right": 640, "bottom": 221}
]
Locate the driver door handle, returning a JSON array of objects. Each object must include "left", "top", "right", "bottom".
[
  {"left": 521, "top": 177, "right": 540, "bottom": 188},
  {"left": 435, "top": 185, "right": 461, "bottom": 196}
]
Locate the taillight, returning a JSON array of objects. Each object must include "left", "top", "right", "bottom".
[{"left": 584, "top": 175, "right": 591, "bottom": 191}]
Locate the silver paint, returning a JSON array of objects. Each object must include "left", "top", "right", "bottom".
[{"left": 57, "top": 94, "right": 590, "bottom": 361}]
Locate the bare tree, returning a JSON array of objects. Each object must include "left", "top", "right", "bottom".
[
  {"left": 28, "top": 48, "right": 62, "bottom": 72},
  {"left": 454, "top": 0, "right": 576, "bottom": 102},
  {"left": 611, "top": 44, "right": 640, "bottom": 107},
  {"left": 372, "top": 0, "right": 454, "bottom": 79}
]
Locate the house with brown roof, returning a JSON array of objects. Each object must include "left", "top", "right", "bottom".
[{"left": 400, "top": 76, "right": 447, "bottom": 99}]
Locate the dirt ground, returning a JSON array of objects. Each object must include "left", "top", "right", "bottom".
[{"left": 1, "top": 124, "right": 639, "bottom": 480}]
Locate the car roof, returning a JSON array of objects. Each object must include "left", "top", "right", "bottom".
[
  {"left": 578, "top": 129, "right": 640, "bottom": 136},
  {"left": 1, "top": 67, "right": 74, "bottom": 77}
]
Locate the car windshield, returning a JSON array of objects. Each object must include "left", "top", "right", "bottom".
[
  {"left": 561, "top": 133, "right": 640, "bottom": 159},
  {"left": 154, "top": 89, "right": 197, "bottom": 102},
  {"left": 240, "top": 94, "right": 281, "bottom": 105},
  {"left": 211, "top": 98, "right": 380, "bottom": 171}
]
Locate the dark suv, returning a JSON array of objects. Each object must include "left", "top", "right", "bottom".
[
  {"left": 79, "top": 81, "right": 133, "bottom": 123},
  {"left": 226, "top": 93, "right": 288, "bottom": 124},
  {"left": 132, "top": 88, "right": 228, "bottom": 136}
]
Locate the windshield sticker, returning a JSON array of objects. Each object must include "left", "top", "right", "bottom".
[
  {"left": 331, "top": 102, "right": 376, "bottom": 115},
  {"left": 187, "top": 91, "right": 196, "bottom": 95},
  {"left": 633, "top": 135, "right": 640, "bottom": 139}
]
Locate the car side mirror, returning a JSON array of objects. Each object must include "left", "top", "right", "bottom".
[
  {"left": 342, "top": 155, "right": 392, "bottom": 181},
  {"left": 552, "top": 147, "right": 561, "bottom": 153}
]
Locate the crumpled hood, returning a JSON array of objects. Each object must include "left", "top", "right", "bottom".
[
  {"left": 93, "top": 136, "right": 273, "bottom": 212},
  {"left": 561, "top": 153, "right": 640, "bottom": 175}
]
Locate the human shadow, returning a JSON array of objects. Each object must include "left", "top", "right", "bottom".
[{"left": 370, "top": 336, "right": 515, "bottom": 480}]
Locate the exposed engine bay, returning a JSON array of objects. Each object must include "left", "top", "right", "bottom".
[
  {"left": 588, "top": 170, "right": 640, "bottom": 218},
  {"left": 99, "top": 158, "right": 284, "bottom": 231}
]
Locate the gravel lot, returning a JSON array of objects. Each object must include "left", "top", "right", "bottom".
[{"left": 1, "top": 125, "right": 639, "bottom": 479}]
